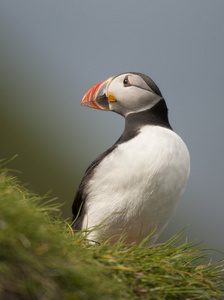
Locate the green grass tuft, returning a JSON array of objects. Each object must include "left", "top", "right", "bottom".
[{"left": 0, "top": 158, "right": 223, "bottom": 299}]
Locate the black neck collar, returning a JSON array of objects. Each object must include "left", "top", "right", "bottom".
[{"left": 117, "top": 99, "right": 172, "bottom": 144}]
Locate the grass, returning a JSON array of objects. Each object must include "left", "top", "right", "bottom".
[{"left": 0, "top": 157, "right": 223, "bottom": 299}]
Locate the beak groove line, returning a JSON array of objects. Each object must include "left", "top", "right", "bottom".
[{"left": 81, "top": 78, "right": 112, "bottom": 110}]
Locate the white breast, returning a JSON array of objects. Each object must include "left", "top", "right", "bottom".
[{"left": 82, "top": 125, "right": 190, "bottom": 244}]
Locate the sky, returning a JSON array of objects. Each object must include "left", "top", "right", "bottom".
[{"left": 1, "top": 1, "right": 224, "bottom": 258}]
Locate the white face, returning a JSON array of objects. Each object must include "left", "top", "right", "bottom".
[{"left": 107, "top": 73, "right": 163, "bottom": 116}]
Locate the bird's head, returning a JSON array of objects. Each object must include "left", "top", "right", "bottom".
[{"left": 81, "top": 72, "right": 164, "bottom": 117}]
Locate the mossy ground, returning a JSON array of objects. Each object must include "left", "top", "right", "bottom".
[{"left": 0, "top": 158, "right": 223, "bottom": 299}]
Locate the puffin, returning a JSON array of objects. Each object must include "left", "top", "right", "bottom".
[{"left": 72, "top": 72, "right": 190, "bottom": 245}]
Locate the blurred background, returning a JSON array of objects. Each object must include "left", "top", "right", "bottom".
[{"left": 1, "top": 1, "right": 224, "bottom": 258}]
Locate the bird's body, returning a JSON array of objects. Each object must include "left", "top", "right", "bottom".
[{"left": 72, "top": 72, "right": 190, "bottom": 244}]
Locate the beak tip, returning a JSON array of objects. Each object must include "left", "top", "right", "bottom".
[
  {"left": 80, "top": 97, "right": 86, "bottom": 106},
  {"left": 81, "top": 98, "right": 92, "bottom": 108}
]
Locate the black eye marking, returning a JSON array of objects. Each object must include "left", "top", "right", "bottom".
[{"left": 123, "top": 75, "right": 132, "bottom": 87}]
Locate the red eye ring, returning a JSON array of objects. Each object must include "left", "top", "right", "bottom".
[{"left": 123, "top": 76, "right": 131, "bottom": 87}]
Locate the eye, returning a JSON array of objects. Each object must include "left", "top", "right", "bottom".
[{"left": 123, "top": 76, "right": 131, "bottom": 87}]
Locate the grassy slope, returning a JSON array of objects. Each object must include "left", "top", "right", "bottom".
[{"left": 0, "top": 159, "right": 223, "bottom": 299}]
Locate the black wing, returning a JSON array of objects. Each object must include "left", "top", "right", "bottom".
[
  {"left": 72, "top": 144, "right": 118, "bottom": 229},
  {"left": 72, "top": 122, "right": 143, "bottom": 229}
]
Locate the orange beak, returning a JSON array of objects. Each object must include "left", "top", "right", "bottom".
[{"left": 81, "top": 78, "right": 111, "bottom": 110}]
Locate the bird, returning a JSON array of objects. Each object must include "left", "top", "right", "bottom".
[{"left": 72, "top": 72, "right": 190, "bottom": 245}]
